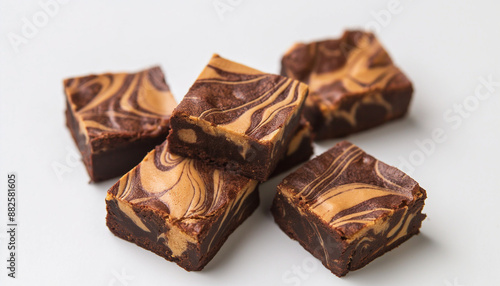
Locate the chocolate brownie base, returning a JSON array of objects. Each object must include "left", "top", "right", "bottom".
[
  {"left": 168, "top": 110, "right": 302, "bottom": 181},
  {"left": 167, "top": 54, "right": 308, "bottom": 182},
  {"left": 63, "top": 66, "right": 176, "bottom": 182},
  {"left": 271, "top": 120, "right": 314, "bottom": 177},
  {"left": 303, "top": 81, "right": 412, "bottom": 139},
  {"left": 271, "top": 189, "right": 425, "bottom": 276},
  {"left": 65, "top": 101, "right": 168, "bottom": 182},
  {"left": 271, "top": 141, "right": 427, "bottom": 276},
  {"left": 281, "top": 30, "right": 414, "bottom": 140},
  {"left": 106, "top": 189, "right": 259, "bottom": 271}
]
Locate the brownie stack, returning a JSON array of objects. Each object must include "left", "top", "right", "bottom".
[
  {"left": 103, "top": 54, "right": 314, "bottom": 271},
  {"left": 64, "top": 30, "right": 427, "bottom": 277}
]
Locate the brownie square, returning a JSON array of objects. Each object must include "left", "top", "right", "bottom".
[
  {"left": 105, "top": 140, "right": 259, "bottom": 271},
  {"left": 281, "top": 30, "right": 413, "bottom": 140},
  {"left": 168, "top": 54, "right": 309, "bottom": 181},
  {"left": 64, "top": 66, "right": 177, "bottom": 182},
  {"left": 271, "top": 141, "right": 426, "bottom": 277}
]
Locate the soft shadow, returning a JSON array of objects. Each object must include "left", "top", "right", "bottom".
[
  {"left": 345, "top": 233, "right": 439, "bottom": 281},
  {"left": 350, "top": 115, "right": 422, "bottom": 144},
  {"left": 315, "top": 115, "right": 422, "bottom": 149}
]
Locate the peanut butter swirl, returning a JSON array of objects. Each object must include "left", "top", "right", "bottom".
[
  {"left": 281, "top": 30, "right": 411, "bottom": 123},
  {"left": 109, "top": 140, "right": 258, "bottom": 221},
  {"left": 176, "top": 54, "right": 308, "bottom": 141},
  {"left": 64, "top": 66, "right": 176, "bottom": 143},
  {"left": 281, "top": 141, "right": 421, "bottom": 238}
]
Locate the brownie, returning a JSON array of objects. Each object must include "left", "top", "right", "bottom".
[
  {"left": 64, "top": 66, "right": 177, "bottom": 182},
  {"left": 168, "top": 54, "right": 309, "bottom": 181},
  {"left": 105, "top": 140, "right": 259, "bottom": 271},
  {"left": 272, "top": 117, "right": 314, "bottom": 177},
  {"left": 271, "top": 141, "right": 426, "bottom": 277},
  {"left": 281, "top": 30, "right": 413, "bottom": 140}
]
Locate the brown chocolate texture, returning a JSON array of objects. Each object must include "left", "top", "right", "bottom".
[
  {"left": 281, "top": 30, "right": 413, "bottom": 140},
  {"left": 105, "top": 140, "right": 259, "bottom": 271},
  {"left": 168, "top": 54, "right": 309, "bottom": 181},
  {"left": 64, "top": 66, "right": 176, "bottom": 181},
  {"left": 271, "top": 141, "right": 426, "bottom": 276},
  {"left": 272, "top": 117, "right": 314, "bottom": 177}
]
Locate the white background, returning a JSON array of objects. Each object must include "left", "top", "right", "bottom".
[{"left": 1, "top": 1, "right": 499, "bottom": 285}]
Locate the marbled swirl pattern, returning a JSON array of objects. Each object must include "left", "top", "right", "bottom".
[
  {"left": 281, "top": 30, "right": 412, "bottom": 125},
  {"left": 64, "top": 66, "right": 176, "bottom": 141},
  {"left": 176, "top": 54, "right": 308, "bottom": 141},
  {"left": 281, "top": 141, "right": 421, "bottom": 238},
  {"left": 109, "top": 140, "right": 258, "bottom": 221}
]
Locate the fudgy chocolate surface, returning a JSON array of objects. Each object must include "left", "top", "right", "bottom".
[
  {"left": 64, "top": 66, "right": 176, "bottom": 181},
  {"left": 106, "top": 140, "right": 259, "bottom": 271},
  {"left": 281, "top": 30, "right": 413, "bottom": 140},
  {"left": 271, "top": 141, "right": 426, "bottom": 276},
  {"left": 168, "top": 54, "right": 308, "bottom": 181}
]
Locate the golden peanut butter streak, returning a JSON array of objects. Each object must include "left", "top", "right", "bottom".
[
  {"left": 306, "top": 35, "right": 401, "bottom": 94},
  {"left": 297, "top": 145, "right": 412, "bottom": 229},
  {"left": 298, "top": 145, "right": 362, "bottom": 198},
  {"left": 114, "top": 142, "right": 256, "bottom": 220},
  {"left": 312, "top": 183, "right": 406, "bottom": 226},
  {"left": 283, "top": 32, "right": 406, "bottom": 129},
  {"left": 64, "top": 67, "right": 176, "bottom": 138},
  {"left": 184, "top": 56, "right": 307, "bottom": 139}
]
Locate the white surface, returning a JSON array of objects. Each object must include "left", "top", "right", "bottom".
[{"left": 1, "top": 1, "right": 499, "bottom": 285}]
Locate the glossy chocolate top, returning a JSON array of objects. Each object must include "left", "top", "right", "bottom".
[
  {"left": 281, "top": 30, "right": 411, "bottom": 108},
  {"left": 279, "top": 141, "right": 423, "bottom": 238},
  {"left": 64, "top": 66, "right": 177, "bottom": 143},
  {"left": 108, "top": 140, "right": 258, "bottom": 227},
  {"left": 173, "top": 54, "right": 309, "bottom": 142}
]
